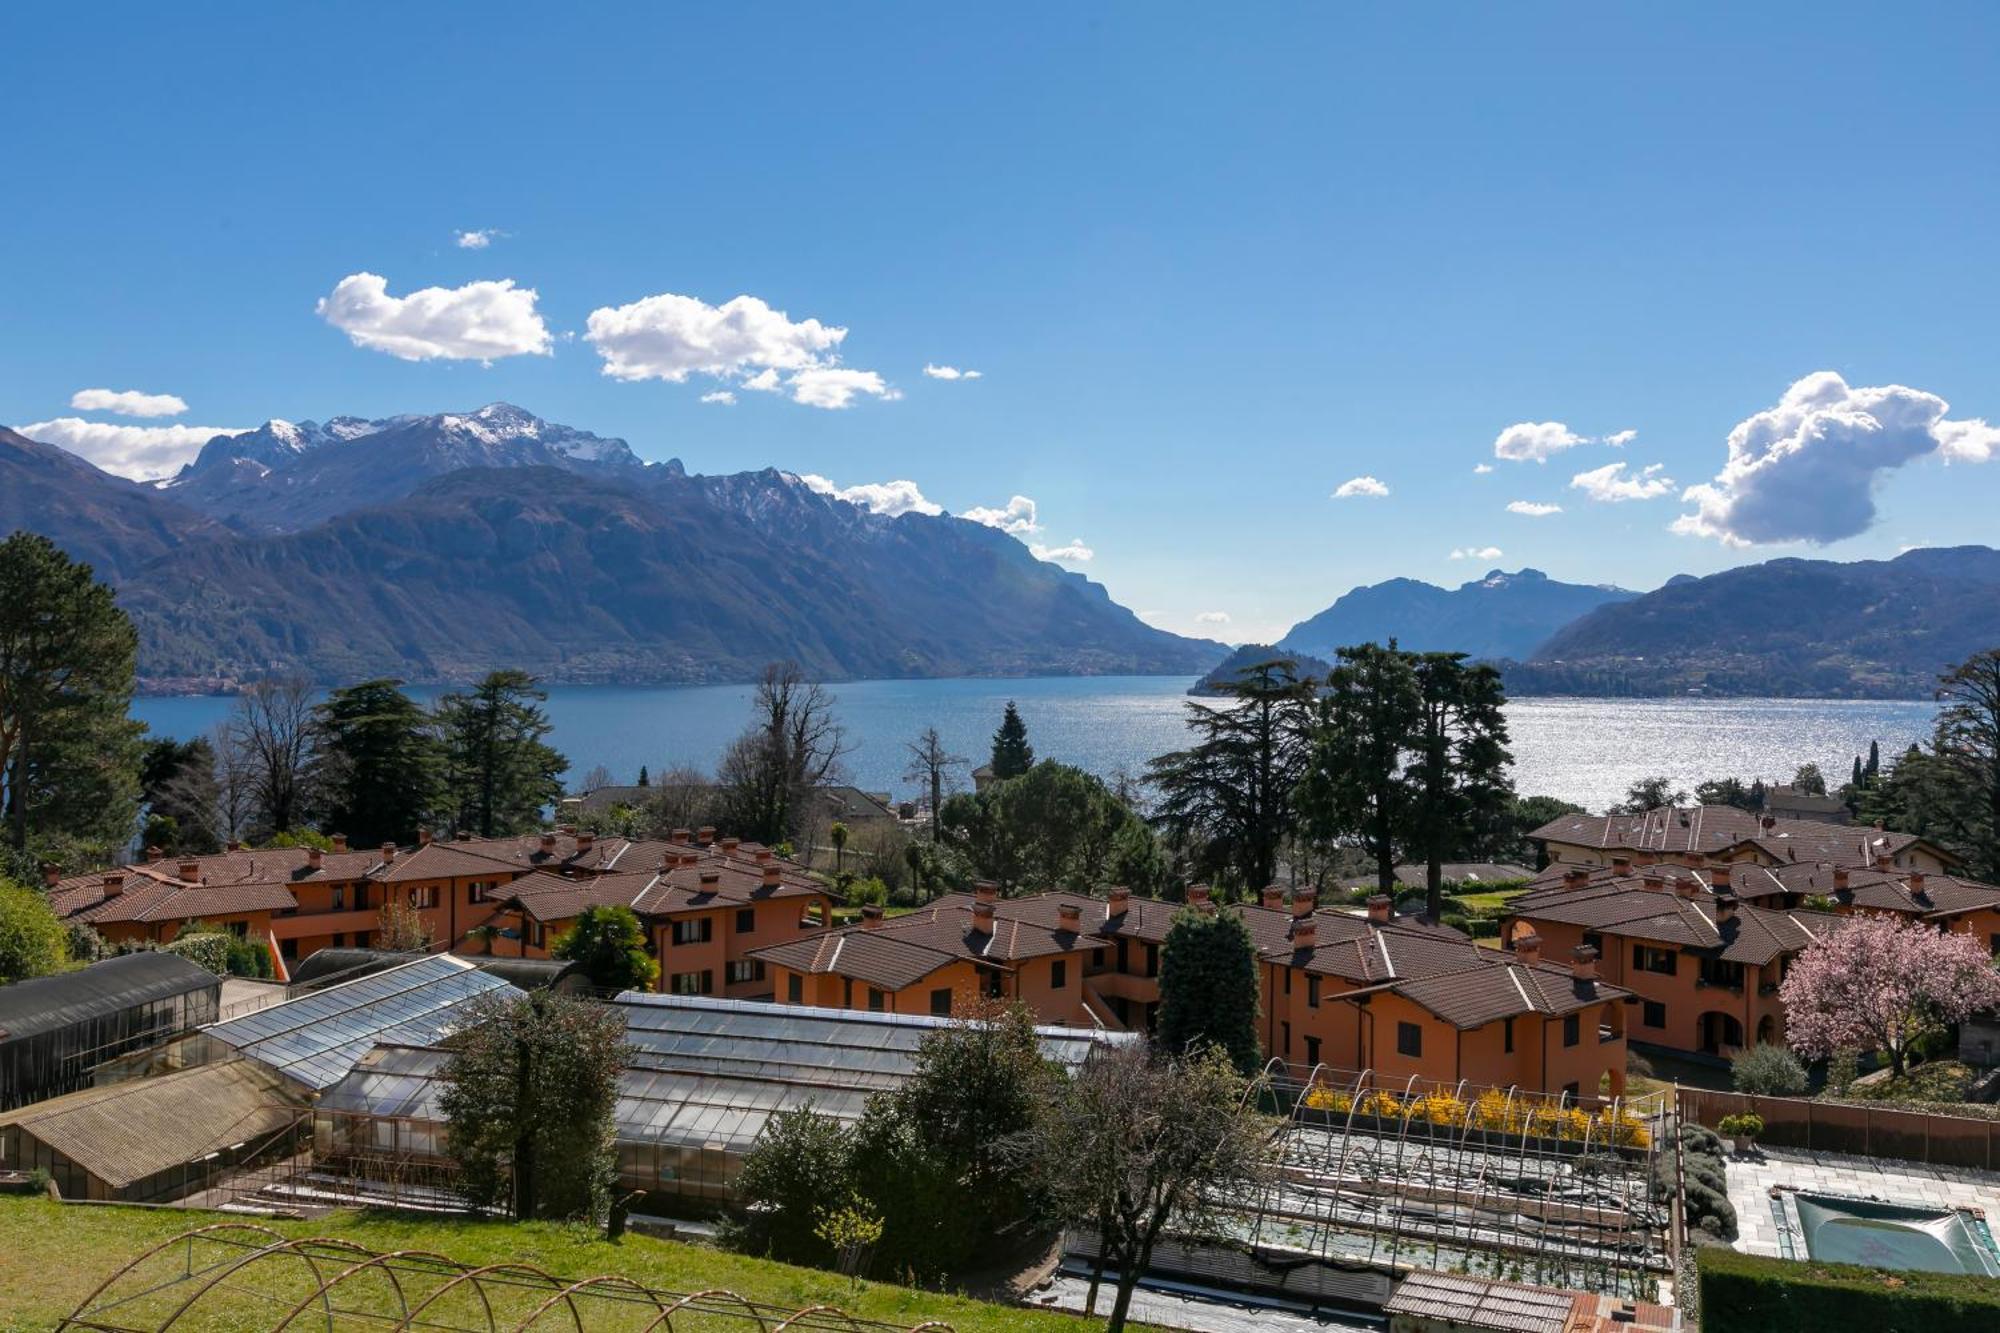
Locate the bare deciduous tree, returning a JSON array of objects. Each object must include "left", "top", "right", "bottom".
[
  {"left": 903, "top": 726, "right": 966, "bottom": 842},
  {"left": 226, "top": 677, "right": 318, "bottom": 837},
  {"left": 717, "top": 663, "right": 852, "bottom": 845}
]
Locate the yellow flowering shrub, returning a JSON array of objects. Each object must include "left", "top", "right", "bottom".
[{"left": 1296, "top": 1080, "right": 1647, "bottom": 1147}]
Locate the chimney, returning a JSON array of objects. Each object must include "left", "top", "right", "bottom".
[
  {"left": 861, "top": 904, "right": 885, "bottom": 929},
  {"left": 1710, "top": 863, "right": 1731, "bottom": 890},
  {"left": 1762, "top": 815, "right": 1776, "bottom": 831},
  {"left": 696, "top": 825, "right": 717, "bottom": 846},
  {"left": 41, "top": 862, "right": 61, "bottom": 888},
  {"left": 1570, "top": 944, "right": 1598, "bottom": 982},
  {"left": 1108, "top": 885, "right": 1131, "bottom": 915},
  {"left": 762, "top": 864, "right": 782, "bottom": 888},
  {"left": 1611, "top": 854, "right": 1631, "bottom": 874},
  {"left": 331, "top": 833, "right": 348, "bottom": 853},
  {"left": 1188, "top": 884, "right": 1212, "bottom": 910},
  {"left": 1515, "top": 933, "right": 1543, "bottom": 966},
  {"left": 1292, "top": 916, "right": 1318, "bottom": 950},
  {"left": 1833, "top": 867, "right": 1850, "bottom": 890},
  {"left": 455, "top": 830, "right": 472, "bottom": 841},
  {"left": 1366, "top": 894, "right": 1392, "bottom": 924},
  {"left": 974, "top": 880, "right": 999, "bottom": 905},
  {"left": 144, "top": 845, "right": 164, "bottom": 863},
  {"left": 539, "top": 832, "right": 557, "bottom": 856},
  {"left": 1675, "top": 875, "right": 1701, "bottom": 900},
  {"left": 1907, "top": 872, "right": 1927, "bottom": 896},
  {"left": 1715, "top": 895, "right": 1738, "bottom": 926},
  {"left": 576, "top": 830, "right": 595, "bottom": 856},
  {"left": 1291, "top": 888, "right": 1318, "bottom": 919},
  {"left": 698, "top": 870, "right": 721, "bottom": 891},
  {"left": 720, "top": 836, "right": 741, "bottom": 853},
  {"left": 307, "top": 847, "right": 323, "bottom": 871},
  {"left": 1058, "top": 901, "right": 1083, "bottom": 932},
  {"left": 1874, "top": 850, "right": 1893, "bottom": 870},
  {"left": 418, "top": 828, "right": 433, "bottom": 847},
  {"left": 226, "top": 840, "right": 243, "bottom": 853},
  {"left": 1641, "top": 871, "right": 1665, "bottom": 892},
  {"left": 1565, "top": 868, "right": 1589, "bottom": 889},
  {"left": 178, "top": 858, "right": 202, "bottom": 882},
  {"left": 754, "top": 847, "right": 774, "bottom": 864},
  {"left": 1262, "top": 885, "right": 1285, "bottom": 910},
  {"left": 101, "top": 870, "right": 125, "bottom": 897},
  {"left": 671, "top": 827, "right": 692, "bottom": 844},
  {"left": 972, "top": 900, "right": 995, "bottom": 934},
  {"left": 379, "top": 842, "right": 396, "bottom": 865}
]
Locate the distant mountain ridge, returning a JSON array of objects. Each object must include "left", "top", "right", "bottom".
[
  {"left": 4, "top": 404, "right": 1223, "bottom": 689},
  {"left": 1278, "top": 568, "right": 1636, "bottom": 663}
]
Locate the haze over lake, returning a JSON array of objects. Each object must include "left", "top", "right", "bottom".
[{"left": 131, "top": 679, "right": 1941, "bottom": 816}]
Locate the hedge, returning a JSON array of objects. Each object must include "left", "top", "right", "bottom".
[{"left": 1696, "top": 1245, "right": 2000, "bottom": 1332}]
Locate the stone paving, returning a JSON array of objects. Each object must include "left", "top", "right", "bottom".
[{"left": 1726, "top": 1143, "right": 2000, "bottom": 1256}]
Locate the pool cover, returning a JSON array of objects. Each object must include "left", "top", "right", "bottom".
[{"left": 1787, "top": 1192, "right": 2000, "bottom": 1277}]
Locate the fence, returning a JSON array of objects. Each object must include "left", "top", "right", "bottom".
[{"left": 1679, "top": 1087, "right": 2000, "bottom": 1170}]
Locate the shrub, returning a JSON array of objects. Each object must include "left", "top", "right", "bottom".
[
  {"left": 1657, "top": 1123, "right": 1735, "bottom": 1241},
  {"left": 1697, "top": 1245, "right": 2000, "bottom": 1332},
  {"left": 0, "top": 879, "right": 69, "bottom": 984},
  {"left": 731, "top": 1104, "right": 856, "bottom": 1265},
  {"left": 1717, "top": 1112, "right": 1764, "bottom": 1139},
  {"left": 161, "top": 930, "right": 231, "bottom": 975},
  {"left": 1731, "top": 1043, "right": 1809, "bottom": 1095}
]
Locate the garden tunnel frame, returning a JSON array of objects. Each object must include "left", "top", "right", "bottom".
[{"left": 60, "top": 1224, "right": 958, "bottom": 1333}]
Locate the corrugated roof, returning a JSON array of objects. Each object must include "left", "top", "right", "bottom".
[{"left": 0, "top": 953, "right": 218, "bottom": 1044}]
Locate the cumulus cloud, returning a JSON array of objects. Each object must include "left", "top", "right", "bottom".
[
  {"left": 1572, "top": 461, "right": 1674, "bottom": 503},
  {"left": 584, "top": 290, "right": 895, "bottom": 410},
  {"left": 1493, "top": 421, "right": 1636, "bottom": 463},
  {"left": 1450, "top": 546, "right": 1503, "bottom": 561},
  {"left": 798, "top": 474, "right": 942, "bottom": 518},
  {"left": 1195, "top": 610, "right": 1232, "bottom": 625},
  {"left": 1673, "top": 371, "right": 2000, "bottom": 546},
  {"left": 454, "top": 228, "right": 502, "bottom": 249},
  {"left": 1507, "top": 500, "right": 1563, "bottom": 517},
  {"left": 316, "top": 272, "right": 551, "bottom": 362},
  {"left": 1333, "top": 475, "right": 1390, "bottom": 499},
  {"left": 1031, "top": 538, "right": 1094, "bottom": 563},
  {"left": 70, "top": 387, "right": 187, "bottom": 417},
  {"left": 699, "top": 390, "right": 736, "bottom": 406},
  {"left": 1473, "top": 463, "right": 1494, "bottom": 475},
  {"left": 16, "top": 417, "right": 248, "bottom": 481},
  {"left": 923, "top": 363, "right": 983, "bottom": 380},
  {"left": 961, "top": 495, "right": 1039, "bottom": 535}
]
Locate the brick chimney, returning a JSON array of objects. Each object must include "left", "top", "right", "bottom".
[
  {"left": 1832, "top": 867, "right": 1850, "bottom": 890},
  {"left": 379, "top": 842, "right": 396, "bottom": 865},
  {"left": 1515, "top": 933, "right": 1543, "bottom": 966},
  {"left": 178, "top": 858, "right": 202, "bottom": 882},
  {"left": 331, "top": 833, "right": 348, "bottom": 853},
  {"left": 698, "top": 870, "right": 721, "bottom": 891},
  {"left": 1675, "top": 875, "right": 1702, "bottom": 900},
  {"left": 1366, "top": 894, "right": 1392, "bottom": 924},
  {"left": 1641, "top": 871, "right": 1665, "bottom": 892},
  {"left": 307, "top": 847, "right": 323, "bottom": 871},
  {"left": 1874, "top": 851, "right": 1893, "bottom": 870},
  {"left": 754, "top": 847, "right": 774, "bottom": 864},
  {"left": 1292, "top": 916, "right": 1318, "bottom": 950},
  {"left": 1710, "top": 862, "right": 1731, "bottom": 889},
  {"left": 671, "top": 827, "right": 692, "bottom": 844},
  {"left": 102, "top": 870, "right": 125, "bottom": 897},
  {"left": 1108, "top": 885, "right": 1131, "bottom": 915},
  {"left": 1058, "top": 901, "right": 1083, "bottom": 932},
  {"left": 1761, "top": 815, "right": 1777, "bottom": 832},
  {"left": 974, "top": 880, "right": 999, "bottom": 905},
  {"left": 1187, "top": 884, "right": 1212, "bottom": 910},
  {"left": 971, "top": 900, "right": 995, "bottom": 934},
  {"left": 1570, "top": 944, "right": 1598, "bottom": 982},
  {"left": 861, "top": 904, "right": 885, "bottom": 929},
  {"left": 418, "top": 828, "right": 433, "bottom": 847},
  {"left": 226, "top": 840, "right": 243, "bottom": 853},
  {"left": 696, "top": 825, "right": 717, "bottom": 846},
  {"left": 1715, "top": 895, "right": 1737, "bottom": 926},
  {"left": 1906, "top": 871, "right": 1926, "bottom": 896},
  {"left": 539, "top": 832, "right": 557, "bottom": 856},
  {"left": 41, "top": 862, "right": 61, "bottom": 887},
  {"left": 144, "top": 845, "right": 163, "bottom": 863},
  {"left": 762, "top": 864, "right": 782, "bottom": 888},
  {"left": 1564, "top": 868, "right": 1589, "bottom": 889},
  {"left": 1291, "top": 888, "right": 1317, "bottom": 919},
  {"left": 1611, "top": 854, "right": 1632, "bottom": 874},
  {"left": 1262, "top": 885, "right": 1285, "bottom": 910},
  {"left": 576, "top": 830, "right": 595, "bottom": 856},
  {"left": 720, "top": 836, "right": 741, "bottom": 853}
]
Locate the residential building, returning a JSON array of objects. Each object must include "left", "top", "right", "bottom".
[{"left": 1529, "top": 805, "right": 1954, "bottom": 874}]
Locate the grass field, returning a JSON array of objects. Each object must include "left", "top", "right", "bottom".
[{"left": 0, "top": 1197, "right": 1103, "bottom": 1333}]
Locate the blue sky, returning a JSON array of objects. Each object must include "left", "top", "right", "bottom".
[{"left": 4, "top": 4, "right": 1998, "bottom": 644}]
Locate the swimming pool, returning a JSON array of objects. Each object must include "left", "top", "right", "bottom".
[{"left": 1770, "top": 1189, "right": 2000, "bottom": 1276}]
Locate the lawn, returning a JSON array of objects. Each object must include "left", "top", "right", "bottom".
[
  {"left": 0, "top": 1197, "right": 1102, "bottom": 1333},
  {"left": 1451, "top": 886, "right": 1530, "bottom": 917}
]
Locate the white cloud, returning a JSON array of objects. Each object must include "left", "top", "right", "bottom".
[
  {"left": 699, "top": 390, "right": 736, "bottom": 406},
  {"left": 1450, "top": 546, "right": 1504, "bottom": 561},
  {"left": 923, "top": 363, "right": 983, "bottom": 380},
  {"left": 454, "top": 228, "right": 502, "bottom": 249},
  {"left": 1492, "top": 421, "right": 1637, "bottom": 463},
  {"left": 961, "top": 495, "right": 1039, "bottom": 535},
  {"left": 1473, "top": 462, "right": 1494, "bottom": 475},
  {"left": 1673, "top": 371, "right": 2000, "bottom": 546},
  {"left": 1195, "top": 610, "right": 1232, "bottom": 625},
  {"left": 797, "top": 474, "right": 942, "bottom": 518},
  {"left": 1031, "top": 538, "right": 1094, "bottom": 563},
  {"left": 16, "top": 417, "right": 248, "bottom": 481},
  {"left": 1332, "top": 475, "right": 1390, "bottom": 499},
  {"left": 1507, "top": 500, "right": 1563, "bottom": 517},
  {"left": 69, "top": 387, "right": 187, "bottom": 417},
  {"left": 584, "top": 290, "right": 895, "bottom": 410},
  {"left": 316, "top": 272, "right": 551, "bottom": 362},
  {"left": 1571, "top": 461, "right": 1675, "bottom": 503}
]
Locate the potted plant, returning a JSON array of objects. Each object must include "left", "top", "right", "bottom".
[{"left": 1718, "top": 1112, "right": 1764, "bottom": 1155}]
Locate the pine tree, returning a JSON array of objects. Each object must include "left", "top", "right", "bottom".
[
  {"left": 311, "top": 679, "right": 441, "bottom": 846},
  {"left": 990, "top": 701, "right": 1034, "bottom": 779},
  {"left": 435, "top": 671, "right": 567, "bottom": 838},
  {"left": 1156, "top": 906, "right": 1261, "bottom": 1072},
  {"left": 1866, "top": 739, "right": 1881, "bottom": 785},
  {"left": 637, "top": 765, "right": 650, "bottom": 787},
  {"left": 1406, "top": 653, "right": 1514, "bottom": 921},
  {"left": 1297, "top": 642, "right": 1423, "bottom": 895}
]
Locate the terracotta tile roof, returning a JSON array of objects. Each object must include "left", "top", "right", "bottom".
[
  {"left": 1529, "top": 804, "right": 1944, "bottom": 868},
  {"left": 50, "top": 868, "right": 297, "bottom": 926},
  {"left": 372, "top": 841, "right": 520, "bottom": 883},
  {"left": 1508, "top": 875, "right": 1844, "bottom": 964},
  {"left": 498, "top": 869, "right": 657, "bottom": 924},
  {"left": 1764, "top": 862, "right": 2000, "bottom": 919},
  {"left": 752, "top": 928, "right": 980, "bottom": 992}
]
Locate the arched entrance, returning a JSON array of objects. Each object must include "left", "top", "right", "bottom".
[
  {"left": 1699, "top": 1011, "right": 1744, "bottom": 1056},
  {"left": 1756, "top": 1014, "right": 1776, "bottom": 1046}
]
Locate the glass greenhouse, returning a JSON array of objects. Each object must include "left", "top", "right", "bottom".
[{"left": 0, "top": 952, "right": 220, "bottom": 1111}]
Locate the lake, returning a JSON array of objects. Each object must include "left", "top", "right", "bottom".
[{"left": 131, "top": 679, "right": 1941, "bottom": 815}]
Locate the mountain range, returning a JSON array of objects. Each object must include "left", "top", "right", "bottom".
[
  {"left": 2, "top": 405, "right": 1223, "bottom": 689},
  {"left": 1276, "top": 567, "right": 1636, "bottom": 663}
]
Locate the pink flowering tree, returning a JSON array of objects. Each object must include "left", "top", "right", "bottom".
[{"left": 1779, "top": 915, "right": 2000, "bottom": 1079}]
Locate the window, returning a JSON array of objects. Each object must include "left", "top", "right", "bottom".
[
  {"left": 671, "top": 917, "right": 714, "bottom": 946},
  {"left": 1563, "top": 1081, "right": 1580, "bottom": 1100},
  {"left": 1051, "top": 959, "right": 1068, "bottom": 990},
  {"left": 1633, "top": 945, "right": 1676, "bottom": 975},
  {"left": 726, "top": 960, "right": 765, "bottom": 984},
  {"left": 1307, "top": 975, "right": 1320, "bottom": 1009},
  {"left": 1282, "top": 967, "right": 1292, "bottom": 995},
  {"left": 930, "top": 987, "right": 953, "bottom": 1016},
  {"left": 467, "top": 881, "right": 489, "bottom": 904},
  {"left": 1116, "top": 937, "right": 1130, "bottom": 972},
  {"left": 354, "top": 930, "right": 371, "bottom": 948},
  {"left": 1563, "top": 1013, "right": 1581, "bottom": 1047},
  {"left": 735, "top": 908, "right": 756, "bottom": 934},
  {"left": 408, "top": 885, "right": 438, "bottom": 909},
  {"left": 867, "top": 987, "right": 885, "bottom": 1012},
  {"left": 1503, "top": 1016, "right": 1515, "bottom": 1053},
  {"left": 1281, "top": 1021, "right": 1291, "bottom": 1055},
  {"left": 331, "top": 885, "right": 346, "bottom": 910},
  {"left": 529, "top": 922, "right": 546, "bottom": 949},
  {"left": 1583, "top": 932, "right": 1603, "bottom": 955},
  {"left": 1698, "top": 958, "right": 1745, "bottom": 989},
  {"left": 788, "top": 973, "right": 803, "bottom": 1003},
  {"left": 332, "top": 932, "right": 347, "bottom": 948},
  {"left": 671, "top": 970, "right": 714, "bottom": 996},
  {"left": 1642, "top": 1000, "right": 1667, "bottom": 1029},
  {"left": 1304, "top": 1035, "right": 1321, "bottom": 1067},
  {"left": 1145, "top": 943, "right": 1159, "bottom": 978},
  {"left": 1396, "top": 1022, "right": 1422, "bottom": 1057}
]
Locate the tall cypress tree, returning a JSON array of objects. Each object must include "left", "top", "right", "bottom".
[
  {"left": 1156, "top": 906, "right": 1261, "bottom": 1073},
  {"left": 990, "top": 701, "right": 1034, "bottom": 779}
]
